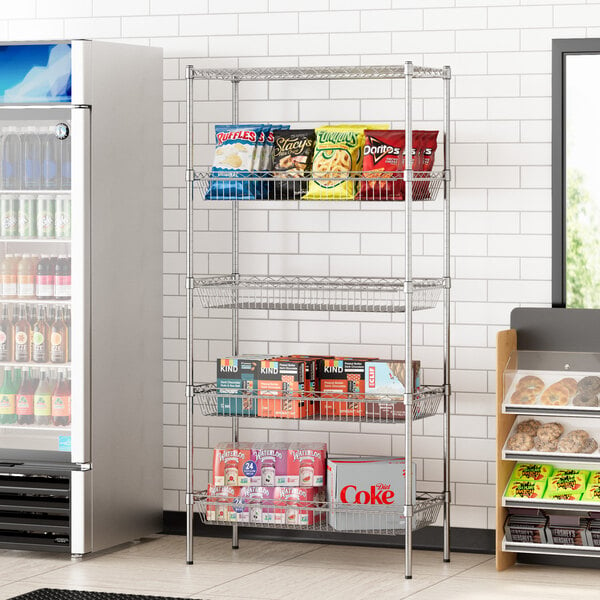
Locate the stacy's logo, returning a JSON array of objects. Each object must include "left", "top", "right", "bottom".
[{"left": 365, "top": 136, "right": 400, "bottom": 165}]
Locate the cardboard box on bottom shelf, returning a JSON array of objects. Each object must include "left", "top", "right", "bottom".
[
  {"left": 364, "top": 360, "right": 421, "bottom": 421},
  {"left": 326, "top": 456, "right": 416, "bottom": 531},
  {"left": 274, "top": 487, "right": 325, "bottom": 526},
  {"left": 504, "top": 510, "right": 548, "bottom": 544},
  {"left": 206, "top": 485, "right": 241, "bottom": 522},
  {"left": 546, "top": 514, "right": 592, "bottom": 546},
  {"left": 287, "top": 442, "right": 326, "bottom": 487},
  {"left": 212, "top": 443, "right": 253, "bottom": 486}
]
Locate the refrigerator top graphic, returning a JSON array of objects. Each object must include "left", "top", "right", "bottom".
[{"left": 0, "top": 43, "right": 72, "bottom": 104}]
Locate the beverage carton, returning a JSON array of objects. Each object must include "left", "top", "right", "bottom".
[
  {"left": 256, "top": 358, "right": 311, "bottom": 419},
  {"left": 206, "top": 484, "right": 241, "bottom": 522},
  {"left": 216, "top": 357, "right": 260, "bottom": 416},
  {"left": 252, "top": 442, "right": 288, "bottom": 486},
  {"left": 326, "top": 456, "right": 416, "bottom": 531},
  {"left": 239, "top": 486, "right": 277, "bottom": 524},
  {"left": 318, "top": 358, "right": 366, "bottom": 418},
  {"left": 287, "top": 442, "right": 327, "bottom": 487},
  {"left": 212, "top": 442, "right": 253, "bottom": 486},
  {"left": 274, "top": 487, "right": 324, "bottom": 526},
  {"left": 364, "top": 360, "right": 421, "bottom": 421}
]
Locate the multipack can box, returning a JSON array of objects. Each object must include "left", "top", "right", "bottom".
[
  {"left": 364, "top": 360, "right": 421, "bottom": 421},
  {"left": 256, "top": 358, "right": 312, "bottom": 419},
  {"left": 252, "top": 442, "right": 289, "bottom": 486},
  {"left": 318, "top": 358, "right": 367, "bottom": 418},
  {"left": 212, "top": 442, "right": 254, "bottom": 486},
  {"left": 326, "top": 456, "right": 416, "bottom": 531},
  {"left": 287, "top": 442, "right": 327, "bottom": 487},
  {"left": 216, "top": 357, "right": 261, "bottom": 416},
  {"left": 206, "top": 484, "right": 242, "bottom": 522},
  {"left": 238, "top": 486, "right": 277, "bottom": 524},
  {"left": 274, "top": 487, "right": 325, "bottom": 526}
]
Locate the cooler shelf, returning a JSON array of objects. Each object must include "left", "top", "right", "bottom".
[
  {"left": 193, "top": 384, "right": 444, "bottom": 423},
  {"left": 195, "top": 490, "right": 443, "bottom": 535},
  {"left": 502, "top": 538, "right": 600, "bottom": 558},
  {"left": 503, "top": 496, "right": 600, "bottom": 513},
  {"left": 194, "top": 275, "right": 444, "bottom": 313}
]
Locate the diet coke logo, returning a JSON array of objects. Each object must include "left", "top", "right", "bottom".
[{"left": 340, "top": 483, "right": 394, "bottom": 505}]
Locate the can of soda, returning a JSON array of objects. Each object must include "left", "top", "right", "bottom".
[
  {"left": 18, "top": 194, "right": 37, "bottom": 238},
  {"left": 0, "top": 194, "right": 18, "bottom": 238},
  {"left": 36, "top": 194, "right": 55, "bottom": 238},
  {"left": 55, "top": 194, "right": 71, "bottom": 239}
]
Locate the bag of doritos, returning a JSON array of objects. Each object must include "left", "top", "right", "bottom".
[{"left": 359, "top": 130, "right": 404, "bottom": 201}]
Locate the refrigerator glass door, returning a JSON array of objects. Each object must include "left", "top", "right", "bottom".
[{"left": 0, "top": 106, "right": 86, "bottom": 463}]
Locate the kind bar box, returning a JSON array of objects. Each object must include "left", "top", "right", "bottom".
[
  {"left": 212, "top": 443, "right": 254, "bottom": 487},
  {"left": 217, "top": 357, "right": 260, "bottom": 416},
  {"left": 327, "top": 456, "right": 416, "bottom": 531},
  {"left": 318, "top": 358, "right": 367, "bottom": 418},
  {"left": 256, "top": 359, "right": 311, "bottom": 419},
  {"left": 287, "top": 442, "right": 327, "bottom": 487},
  {"left": 364, "top": 360, "right": 421, "bottom": 421},
  {"left": 274, "top": 487, "right": 324, "bottom": 526}
]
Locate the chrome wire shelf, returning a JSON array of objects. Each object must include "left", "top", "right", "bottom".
[
  {"left": 193, "top": 384, "right": 444, "bottom": 423},
  {"left": 190, "top": 65, "right": 448, "bottom": 81},
  {"left": 194, "top": 275, "right": 444, "bottom": 313},
  {"left": 194, "top": 170, "right": 447, "bottom": 202},
  {"left": 195, "top": 490, "right": 443, "bottom": 535}
]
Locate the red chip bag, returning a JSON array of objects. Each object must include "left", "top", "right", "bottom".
[
  {"left": 413, "top": 130, "right": 438, "bottom": 200},
  {"left": 359, "top": 130, "right": 404, "bottom": 201}
]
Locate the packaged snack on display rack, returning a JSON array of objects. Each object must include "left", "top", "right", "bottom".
[
  {"left": 270, "top": 129, "right": 316, "bottom": 199},
  {"left": 287, "top": 442, "right": 327, "bottom": 487},
  {"left": 318, "top": 358, "right": 367, "bottom": 418},
  {"left": 216, "top": 357, "right": 260, "bottom": 416},
  {"left": 326, "top": 456, "right": 416, "bottom": 531},
  {"left": 504, "top": 513, "right": 548, "bottom": 544},
  {"left": 546, "top": 514, "right": 592, "bottom": 546},
  {"left": 364, "top": 360, "right": 421, "bottom": 421}
]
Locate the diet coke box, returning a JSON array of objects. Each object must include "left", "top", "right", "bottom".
[
  {"left": 206, "top": 484, "right": 242, "bottom": 522},
  {"left": 251, "top": 442, "right": 288, "bottom": 486},
  {"left": 239, "top": 486, "right": 277, "bottom": 524},
  {"left": 212, "top": 443, "right": 253, "bottom": 486},
  {"left": 287, "top": 442, "right": 327, "bottom": 487},
  {"left": 326, "top": 456, "right": 416, "bottom": 531},
  {"left": 274, "top": 487, "right": 324, "bottom": 526}
]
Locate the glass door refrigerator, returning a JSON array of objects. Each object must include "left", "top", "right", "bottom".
[{"left": 0, "top": 41, "right": 163, "bottom": 555}]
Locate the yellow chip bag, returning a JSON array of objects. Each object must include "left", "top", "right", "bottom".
[{"left": 304, "top": 124, "right": 387, "bottom": 200}]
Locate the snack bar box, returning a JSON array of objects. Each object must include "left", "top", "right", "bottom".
[
  {"left": 364, "top": 360, "right": 421, "bottom": 421},
  {"left": 326, "top": 456, "right": 416, "bottom": 531},
  {"left": 216, "top": 357, "right": 261, "bottom": 416},
  {"left": 318, "top": 359, "right": 367, "bottom": 418}
]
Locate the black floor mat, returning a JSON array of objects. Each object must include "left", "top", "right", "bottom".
[{"left": 9, "top": 590, "right": 193, "bottom": 600}]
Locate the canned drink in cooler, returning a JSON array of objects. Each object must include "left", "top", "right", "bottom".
[
  {"left": 0, "top": 194, "right": 18, "bottom": 238},
  {"left": 36, "top": 194, "right": 55, "bottom": 238},
  {"left": 18, "top": 194, "right": 36, "bottom": 238},
  {"left": 55, "top": 194, "right": 71, "bottom": 239}
]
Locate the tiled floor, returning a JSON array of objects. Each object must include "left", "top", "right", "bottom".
[{"left": 0, "top": 535, "right": 598, "bottom": 600}]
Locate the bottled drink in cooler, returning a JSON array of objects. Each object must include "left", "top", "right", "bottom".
[
  {"left": 32, "top": 305, "right": 49, "bottom": 363},
  {"left": 0, "top": 368, "right": 16, "bottom": 424},
  {"left": 52, "top": 369, "right": 70, "bottom": 426},
  {"left": 23, "top": 126, "right": 41, "bottom": 190},
  {"left": 34, "top": 369, "right": 52, "bottom": 425},
  {"left": 0, "top": 304, "right": 13, "bottom": 361},
  {"left": 36, "top": 195, "right": 55, "bottom": 238},
  {"left": 17, "top": 368, "right": 37, "bottom": 425},
  {"left": 1, "top": 126, "right": 21, "bottom": 190},
  {"left": 55, "top": 256, "right": 70, "bottom": 299},
  {"left": 1, "top": 254, "right": 17, "bottom": 299},
  {"left": 60, "top": 134, "right": 71, "bottom": 190},
  {"left": 42, "top": 126, "right": 60, "bottom": 190},
  {"left": 55, "top": 195, "right": 70, "bottom": 238},
  {"left": 14, "top": 303, "right": 31, "bottom": 362},
  {"left": 18, "top": 194, "right": 36, "bottom": 238},
  {"left": 50, "top": 306, "right": 68, "bottom": 363},
  {"left": 17, "top": 254, "right": 35, "bottom": 298},
  {"left": 36, "top": 255, "right": 53, "bottom": 299},
  {"left": 0, "top": 194, "right": 18, "bottom": 238}
]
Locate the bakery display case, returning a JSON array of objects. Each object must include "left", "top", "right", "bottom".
[{"left": 497, "top": 308, "right": 600, "bottom": 569}]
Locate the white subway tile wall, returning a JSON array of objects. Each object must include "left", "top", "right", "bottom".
[{"left": 7, "top": 2, "right": 577, "bottom": 531}]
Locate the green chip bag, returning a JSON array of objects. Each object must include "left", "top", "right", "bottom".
[
  {"left": 505, "top": 479, "right": 546, "bottom": 499},
  {"left": 511, "top": 463, "right": 553, "bottom": 482}
]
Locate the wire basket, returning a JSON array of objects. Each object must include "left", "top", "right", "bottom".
[
  {"left": 194, "top": 275, "right": 443, "bottom": 313},
  {"left": 195, "top": 490, "right": 443, "bottom": 535},
  {"left": 194, "top": 170, "right": 446, "bottom": 203},
  {"left": 193, "top": 384, "right": 444, "bottom": 423}
]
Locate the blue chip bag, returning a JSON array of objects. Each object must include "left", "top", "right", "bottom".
[{"left": 205, "top": 124, "right": 264, "bottom": 200}]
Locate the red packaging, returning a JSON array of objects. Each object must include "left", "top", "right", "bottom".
[
  {"left": 413, "top": 130, "right": 438, "bottom": 200},
  {"left": 256, "top": 358, "right": 312, "bottom": 419},
  {"left": 206, "top": 484, "right": 242, "bottom": 522},
  {"left": 274, "top": 487, "right": 324, "bottom": 526},
  {"left": 287, "top": 442, "right": 327, "bottom": 487},
  {"left": 359, "top": 130, "right": 404, "bottom": 201},
  {"left": 318, "top": 358, "right": 366, "bottom": 418},
  {"left": 212, "top": 443, "right": 253, "bottom": 487}
]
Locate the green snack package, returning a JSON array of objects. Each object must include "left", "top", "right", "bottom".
[
  {"left": 588, "top": 471, "right": 600, "bottom": 487},
  {"left": 511, "top": 463, "right": 553, "bottom": 482},
  {"left": 544, "top": 489, "right": 582, "bottom": 501},
  {"left": 548, "top": 469, "right": 589, "bottom": 493},
  {"left": 505, "top": 479, "right": 546, "bottom": 499},
  {"left": 582, "top": 484, "right": 600, "bottom": 502}
]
